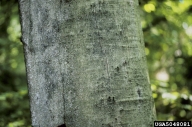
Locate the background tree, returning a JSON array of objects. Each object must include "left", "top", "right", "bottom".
[{"left": 0, "top": 0, "right": 192, "bottom": 127}]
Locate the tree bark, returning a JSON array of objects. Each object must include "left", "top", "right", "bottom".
[{"left": 19, "top": 0, "right": 156, "bottom": 127}]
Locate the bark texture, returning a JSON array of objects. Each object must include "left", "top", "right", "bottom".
[{"left": 19, "top": 0, "right": 156, "bottom": 127}]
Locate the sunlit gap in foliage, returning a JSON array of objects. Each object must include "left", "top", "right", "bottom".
[
  {"left": 156, "top": 70, "right": 169, "bottom": 82},
  {"left": 144, "top": 3, "right": 155, "bottom": 13}
]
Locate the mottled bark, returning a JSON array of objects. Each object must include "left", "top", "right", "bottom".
[{"left": 19, "top": 0, "right": 156, "bottom": 127}]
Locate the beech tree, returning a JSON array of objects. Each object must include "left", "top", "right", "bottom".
[{"left": 19, "top": 0, "right": 156, "bottom": 127}]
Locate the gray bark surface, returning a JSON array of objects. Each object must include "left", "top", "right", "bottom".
[{"left": 19, "top": 0, "right": 156, "bottom": 127}]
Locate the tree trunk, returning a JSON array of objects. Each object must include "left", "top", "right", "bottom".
[{"left": 19, "top": 0, "right": 156, "bottom": 127}]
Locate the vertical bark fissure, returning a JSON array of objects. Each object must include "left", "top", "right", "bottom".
[{"left": 57, "top": 10, "right": 66, "bottom": 125}]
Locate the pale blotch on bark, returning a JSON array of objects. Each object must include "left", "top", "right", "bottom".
[{"left": 19, "top": 0, "right": 156, "bottom": 127}]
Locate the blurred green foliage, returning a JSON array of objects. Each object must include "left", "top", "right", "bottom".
[
  {"left": 139, "top": 0, "right": 192, "bottom": 121},
  {"left": 0, "top": 0, "right": 191, "bottom": 126},
  {"left": 0, "top": 0, "right": 30, "bottom": 127}
]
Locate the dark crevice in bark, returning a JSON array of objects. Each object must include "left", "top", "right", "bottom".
[
  {"left": 58, "top": 123, "right": 66, "bottom": 127},
  {"left": 64, "top": 0, "right": 71, "bottom": 3}
]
